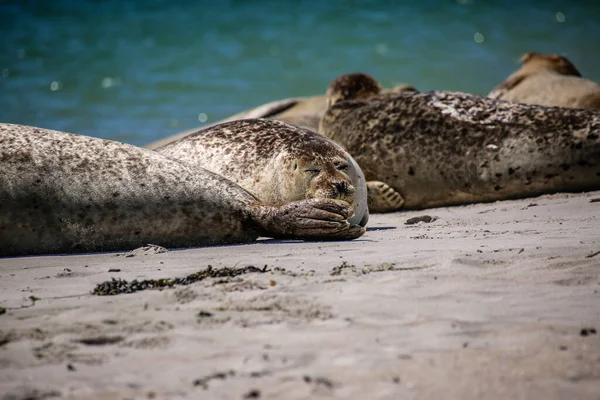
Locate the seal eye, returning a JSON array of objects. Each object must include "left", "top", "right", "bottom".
[
  {"left": 337, "top": 164, "right": 349, "bottom": 172},
  {"left": 305, "top": 168, "right": 321, "bottom": 176}
]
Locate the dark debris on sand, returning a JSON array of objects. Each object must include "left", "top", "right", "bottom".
[
  {"left": 92, "top": 265, "right": 269, "bottom": 296},
  {"left": 405, "top": 215, "right": 437, "bottom": 225}
]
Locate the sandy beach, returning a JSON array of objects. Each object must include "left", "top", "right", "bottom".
[{"left": 1, "top": 190, "right": 599, "bottom": 399}]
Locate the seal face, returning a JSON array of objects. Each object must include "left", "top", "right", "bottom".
[
  {"left": 156, "top": 119, "right": 369, "bottom": 227},
  {"left": 488, "top": 52, "right": 600, "bottom": 109},
  {"left": 0, "top": 123, "right": 363, "bottom": 257},
  {"left": 320, "top": 73, "right": 600, "bottom": 210}
]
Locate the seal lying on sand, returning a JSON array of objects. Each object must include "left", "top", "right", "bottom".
[
  {"left": 488, "top": 52, "right": 600, "bottom": 109},
  {"left": 145, "top": 84, "right": 417, "bottom": 150},
  {"left": 0, "top": 123, "right": 363, "bottom": 257},
  {"left": 156, "top": 119, "right": 369, "bottom": 227},
  {"left": 319, "top": 73, "right": 600, "bottom": 210}
]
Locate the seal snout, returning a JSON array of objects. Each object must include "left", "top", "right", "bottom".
[{"left": 331, "top": 180, "right": 356, "bottom": 200}]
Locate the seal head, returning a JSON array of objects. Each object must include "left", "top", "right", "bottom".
[
  {"left": 156, "top": 119, "right": 369, "bottom": 227},
  {"left": 326, "top": 72, "right": 383, "bottom": 107}
]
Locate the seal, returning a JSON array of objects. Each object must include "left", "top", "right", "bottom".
[
  {"left": 145, "top": 84, "right": 417, "bottom": 150},
  {"left": 155, "top": 118, "right": 369, "bottom": 227},
  {"left": 319, "top": 73, "right": 600, "bottom": 210},
  {"left": 0, "top": 123, "right": 364, "bottom": 257},
  {"left": 488, "top": 52, "right": 600, "bottom": 109}
]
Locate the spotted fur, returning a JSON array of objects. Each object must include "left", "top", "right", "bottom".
[{"left": 320, "top": 74, "right": 600, "bottom": 210}]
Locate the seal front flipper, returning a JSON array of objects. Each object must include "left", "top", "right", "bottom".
[
  {"left": 250, "top": 198, "right": 365, "bottom": 241},
  {"left": 367, "top": 181, "right": 405, "bottom": 213}
]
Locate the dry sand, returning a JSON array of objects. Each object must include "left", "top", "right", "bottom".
[{"left": 1, "top": 191, "right": 599, "bottom": 400}]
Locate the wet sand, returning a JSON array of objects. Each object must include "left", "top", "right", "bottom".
[{"left": 1, "top": 191, "right": 599, "bottom": 399}]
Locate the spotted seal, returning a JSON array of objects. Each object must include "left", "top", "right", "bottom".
[
  {"left": 145, "top": 85, "right": 417, "bottom": 150},
  {"left": 0, "top": 123, "right": 363, "bottom": 257},
  {"left": 155, "top": 118, "right": 369, "bottom": 227},
  {"left": 488, "top": 52, "right": 600, "bottom": 109},
  {"left": 319, "top": 73, "right": 600, "bottom": 210}
]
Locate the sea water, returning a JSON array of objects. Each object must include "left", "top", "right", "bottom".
[{"left": 1, "top": 0, "right": 599, "bottom": 146}]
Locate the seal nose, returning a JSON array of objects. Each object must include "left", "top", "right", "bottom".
[{"left": 332, "top": 181, "right": 355, "bottom": 198}]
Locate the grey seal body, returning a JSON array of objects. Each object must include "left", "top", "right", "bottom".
[
  {"left": 0, "top": 123, "right": 362, "bottom": 257},
  {"left": 156, "top": 119, "right": 369, "bottom": 227},
  {"left": 320, "top": 74, "right": 600, "bottom": 210}
]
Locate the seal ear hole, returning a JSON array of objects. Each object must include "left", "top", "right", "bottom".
[{"left": 292, "top": 163, "right": 298, "bottom": 171}]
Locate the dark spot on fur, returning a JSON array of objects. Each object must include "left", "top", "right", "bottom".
[
  {"left": 112, "top": 192, "right": 120, "bottom": 197},
  {"left": 508, "top": 166, "right": 521, "bottom": 175},
  {"left": 408, "top": 166, "right": 415, "bottom": 176},
  {"left": 544, "top": 173, "right": 557, "bottom": 179},
  {"left": 77, "top": 336, "right": 124, "bottom": 346},
  {"left": 560, "top": 163, "right": 571, "bottom": 171},
  {"left": 495, "top": 173, "right": 502, "bottom": 178},
  {"left": 494, "top": 185, "right": 501, "bottom": 191},
  {"left": 134, "top": 231, "right": 141, "bottom": 236}
]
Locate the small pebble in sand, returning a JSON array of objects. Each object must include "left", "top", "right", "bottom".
[
  {"left": 243, "top": 389, "right": 261, "bottom": 398},
  {"left": 580, "top": 327, "right": 597, "bottom": 336}
]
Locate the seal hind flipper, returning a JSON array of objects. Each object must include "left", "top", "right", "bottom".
[{"left": 366, "top": 181, "right": 405, "bottom": 213}]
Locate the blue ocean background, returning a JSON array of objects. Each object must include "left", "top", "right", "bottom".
[{"left": 1, "top": 0, "right": 599, "bottom": 146}]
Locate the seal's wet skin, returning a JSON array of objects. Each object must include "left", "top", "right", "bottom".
[
  {"left": 156, "top": 118, "right": 369, "bottom": 227},
  {"left": 320, "top": 73, "right": 600, "bottom": 210},
  {"left": 0, "top": 123, "right": 363, "bottom": 257},
  {"left": 488, "top": 52, "right": 600, "bottom": 109}
]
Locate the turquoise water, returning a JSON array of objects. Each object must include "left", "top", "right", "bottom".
[{"left": 1, "top": 0, "right": 599, "bottom": 146}]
